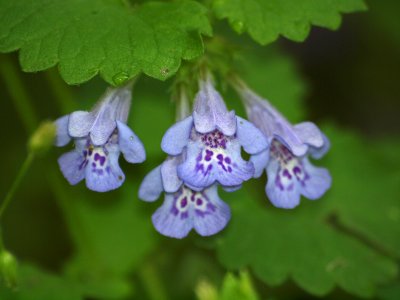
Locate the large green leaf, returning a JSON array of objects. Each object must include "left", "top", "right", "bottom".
[
  {"left": 0, "top": 0, "right": 211, "bottom": 85},
  {"left": 213, "top": 0, "right": 367, "bottom": 45}
]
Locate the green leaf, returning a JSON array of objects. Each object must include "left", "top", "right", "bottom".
[
  {"left": 61, "top": 181, "right": 158, "bottom": 299},
  {"left": 0, "top": 0, "right": 211, "bottom": 85},
  {"left": 378, "top": 282, "right": 400, "bottom": 300},
  {"left": 212, "top": 0, "right": 367, "bottom": 45},
  {"left": 216, "top": 127, "right": 399, "bottom": 298},
  {"left": 321, "top": 127, "right": 400, "bottom": 259},
  {"left": 0, "top": 264, "right": 83, "bottom": 300}
]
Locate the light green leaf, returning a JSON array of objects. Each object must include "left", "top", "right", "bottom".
[
  {"left": 213, "top": 0, "right": 367, "bottom": 45},
  {"left": 0, "top": 264, "right": 83, "bottom": 300},
  {"left": 216, "top": 127, "right": 399, "bottom": 298},
  {"left": 0, "top": 0, "right": 211, "bottom": 85},
  {"left": 219, "top": 271, "right": 259, "bottom": 300},
  {"left": 196, "top": 271, "right": 259, "bottom": 300}
]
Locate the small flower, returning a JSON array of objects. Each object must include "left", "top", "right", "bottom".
[
  {"left": 161, "top": 77, "right": 269, "bottom": 191},
  {"left": 138, "top": 156, "right": 230, "bottom": 239},
  {"left": 55, "top": 84, "right": 146, "bottom": 192},
  {"left": 235, "top": 81, "right": 331, "bottom": 209}
]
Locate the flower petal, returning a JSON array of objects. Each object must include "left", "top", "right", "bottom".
[
  {"left": 58, "top": 151, "right": 85, "bottom": 185},
  {"left": 193, "top": 185, "right": 231, "bottom": 236},
  {"left": 177, "top": 140, "right": 254, "bottom": 189},
  {"left": 300, "top": 158, "right": 332, "bottom": 200},
  {"left": 89, "top": 87, "right": 132, "bottom": 145},
  {"left": 193, "top": 80, "right": 236, "bottom": 136},
  {"left": 161, "top": 116, "right": 193, "bottom": 156},
  {"left": 265, "top": 160, "right": 301, "bottom": 209},
  {"left": 161, "top": 156, "right": 182, "bottom": 193},
  {"left": 236, "top": 116, "right": 269, "bottom": 154},
  {"left": 309, "top": 132, "right": 330, "bottom": 160},
  {"left": 68, "top": 111, "right": 95, "bottom": 138},
  {"left": 55, "top": 115, "right": 71, "bottom": 147},
  {"left": 152, "top": 193, "right": 193, "bottom": 239},
  {"left": 138, "top": 166, "right": 164, "bottom": 202},
  {"left": 117, "top": 121, "right": 146, "bottom": 163},
  {"left": 222, "top": 184, "right": 242, "bottom": 192},
  {"left": 85, "top": 149, "right": 125, "bottom": 192},
  {"left": 250, "top": 149, "right": 269, "bottom": 178},
  {"left": 293, "top": 122, "right": 324, "bottom": 149}
]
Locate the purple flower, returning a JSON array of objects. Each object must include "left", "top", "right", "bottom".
[
  {"left": 138, "top": 156, "right": 230, "bottom": 239},
  {"left": 236, "top": 83, "right": 331, "bottom": 209},
  {"left": 55, "top": 84, "right": 146, "bottom": 192},
  {"left": 161, "top": 78, "right": 269, "bottom": 191}
]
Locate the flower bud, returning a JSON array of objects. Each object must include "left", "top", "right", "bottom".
[
  {"left": 0, "top": 250, "right": 18, "bottom": 289},
  {"left": 28, "top": 121, "right": 57, "bottom": 155}
]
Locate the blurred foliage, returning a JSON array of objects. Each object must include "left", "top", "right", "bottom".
[
  {"left": 0, "top": 0, "right": 399, "bottom": 299},
  {"left": 196, "top": 271, "right": 259, "bottom": 300}
]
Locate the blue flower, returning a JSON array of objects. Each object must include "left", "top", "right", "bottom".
[
  {"left": 138, "top": 156, "right": 230, "bottom": 239},
  {"left": 55, "top": 84, "right": 146, "bottom": 192},
  {"left": 161, "top": 77, "right": 269, "bottom": 191},
  {"left": 236, "top": 82, "right": 331, "bottom": 209}
]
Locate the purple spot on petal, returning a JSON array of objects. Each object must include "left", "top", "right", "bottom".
[
  {"left": 181, "top": 211, "right": 189, "bottom": 219},
  {"left": 196, "top": 198, "right": 203, "bottom": 206},
  {"left": 275, "top": 174, "right": 284, "bottom": 191},
  {"left": 171, "top": 206, "right": 179, "bottom": 216},
  {"left": 224, "top": 157, "right": 231, "bottom": 164},
  {"left": 181, "top": 197, "right": 188, "bottom": 208},
  {"left": 217, "top": 154, "right": 223, "bottom": 161},
  {"left": 205, "top": 149, "right": 213, "bottom": 161},
  {"left": 207, "top": 202, "right": 216, "bottom": 212},
  {"left": 293, "top": 166, "right": 301, "bottom": 175},
  {"left": 282, "top": 169, "right": 292, "bottom": 179}
]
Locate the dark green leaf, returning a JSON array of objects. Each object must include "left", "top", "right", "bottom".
[
  {"left": 0, "top": 0, "right": 211, "bottom": 85},
  {"left": 213, "top": 0, "right": 366, "bottom": 45}
]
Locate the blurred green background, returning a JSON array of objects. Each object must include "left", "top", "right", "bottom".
[{"left": 0, "top": 0, "right": 399, "bottom": 299}]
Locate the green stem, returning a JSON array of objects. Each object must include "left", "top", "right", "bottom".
[
  {"left": 0, "top": 153, "right": 34, "bottom": 220},
  {"left": 0, "top": 55, "right": 38, "bottom": 133}
]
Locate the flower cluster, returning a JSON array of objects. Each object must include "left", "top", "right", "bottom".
[
  {"left": 55, "top": 83, "right": 146, "bottom": 192},
  {"left": 54, "top": 73, "right": 331, "bottom": 239},
  {"left": 139, "top": 76, "right": 269, "bottom": 238}
]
